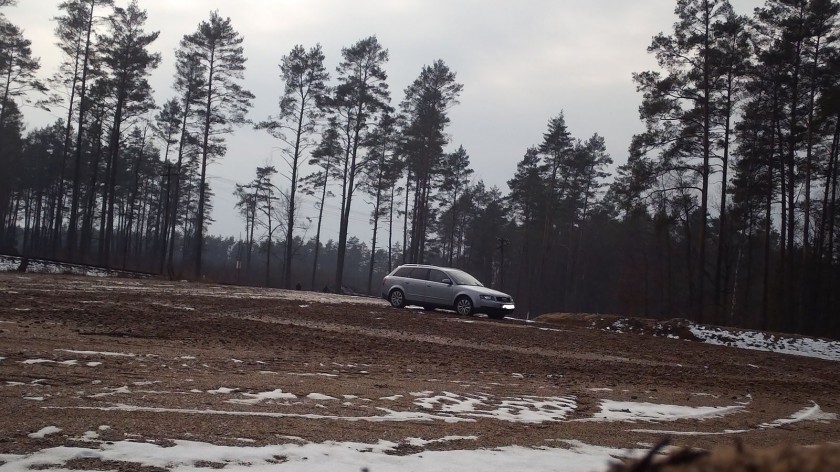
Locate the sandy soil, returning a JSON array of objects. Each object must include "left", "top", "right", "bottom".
[{"left": 0, "top": 273, "right": 837, "bottom": 460}]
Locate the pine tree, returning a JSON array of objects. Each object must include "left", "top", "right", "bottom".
[
  {"left": 302, "top": 118, "right": 342, "bottom": 290},
  {"left": 63, "top": 0, "right": 112, "bottom": 258},
  {"left": 362, "top": 112, "right": 399, "bottom": 293},
  {"left": 258, "top": 44, "right": 328, "bottom": 288},
  {"left": 95, "top": 0, "right": 159, "bottom": 267},
  {"left": 166, "top": 51, "right": 205, "bottom": 277},
  {"left": 439, "top": 145, "right": 473, "bottom": 266},
  {"left": 179, "top": 10, "right": 253, "bottom": 279},
  {"left": 332, "top": 36, "right": 390, "bottom": 292},
  {"left": 400, "top": 59, "right": 463, "bottom": 263},
  {"left": 632, "top": 0, "right": 737, "bottom": 321},
  {"left": 153, "top": 98, "right": 181, "bottom": 270}
]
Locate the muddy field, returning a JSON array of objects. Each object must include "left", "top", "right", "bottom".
[{"left": 0, "top": 273, "right": 838, "bottom": 468}]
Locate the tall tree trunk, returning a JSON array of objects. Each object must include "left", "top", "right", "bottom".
[
  {"left": 334, "top": 99, "right": 365, "bottom": 293},
  {"left": 714, "top": 69, "right": 735, "bottom": 322},
  {"left": 167, "top": 90, "right": 195, "bottom": 278},
  {"left": 784, "top": 30, "right": 804, "bottom": 332},
  {"left": 122, "top": 125, "right": 148, "bottom": 269},
  {"left": 51, "top": 35, "right": 83, "bottom": 257},
  {"left": 194, "top": 46, "right": 216, "bottom": 279},
  {"left": 103, "top": 90, "right": 127, "bottom": 269},
  {"left": 799, "top": 34, "right": 822, "bottom": 330},
  {"left": 80, "top": 121, "right": 104, "bottom": 259},
  {"left": 310, "top": 165, "right": 330, "bottom": 290},
  {"left": 402, "top": 171, "right": 411, "bottom": 264},
  {"left": 387, "top": 184, "right": 395, "bottom": 272},
  {"left": 66, "top": 0, "right": 96, "bottom": 259},
  {"left": 97, "top": 140, "right": 111, "bottom": 264},
  {"left": 0, "top": 53, "right": 16, "bottom": 237},
  {"left": 367, "top": 156, "right": 384, "bottom": 294},
  {"left": 697, "top": 0, "right": 712, "bottom": 324}
]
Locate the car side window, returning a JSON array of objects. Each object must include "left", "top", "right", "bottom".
[
  {"left": 394, "top": 267, "right": 413, "bottom": 277},
  {"left": 427, "top": 269, "right": 446, "bottom": 283},
  {"left": 409, "top": 268, "right": 429, "bottom": 280}
]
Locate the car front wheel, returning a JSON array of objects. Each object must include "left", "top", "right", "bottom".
[
  {"left": 389, "top": 289, "right": 406, "bottom": 308},
  {"left": 455, "top": 296, "right": 473, "bottom": 316}
]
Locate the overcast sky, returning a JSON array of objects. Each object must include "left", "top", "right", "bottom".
[{"left": 7, "top": 0, "right": 764, "bottom": 245}]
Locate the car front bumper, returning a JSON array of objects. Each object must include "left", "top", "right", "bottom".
[{"left": 476, "top": 301, "right": 515, "bottom": 316}]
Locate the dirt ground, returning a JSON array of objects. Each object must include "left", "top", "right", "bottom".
[{"left": 0, "top": 273, "right": 838, "bottom": 463}]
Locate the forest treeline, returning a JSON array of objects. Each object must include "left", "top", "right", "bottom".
[{"left": 1, "top": 0, "right": 839, "bottom": 337}]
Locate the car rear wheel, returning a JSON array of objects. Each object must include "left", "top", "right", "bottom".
[
  {"left": 389, "top": 289, "right": 406, "bottom": 308},
  {"left": 455, "top": 296, "right": 473, "bottom": 316}
]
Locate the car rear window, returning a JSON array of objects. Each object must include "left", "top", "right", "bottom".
[
  {"left": 393, "top": 267, "right": 413, "bottom": 277},
  {"left": 409, "top": 268, "right": 429, "bottom": 279}
]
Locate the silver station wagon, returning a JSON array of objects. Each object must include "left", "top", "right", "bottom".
[{"left": 381, "top": 264, "right": 515, "bottom": 319}]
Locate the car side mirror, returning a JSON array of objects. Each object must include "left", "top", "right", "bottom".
[{"left": 442, "top": 278, "right": 452, "bottom": 285}]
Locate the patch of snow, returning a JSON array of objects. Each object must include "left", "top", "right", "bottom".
[
  {"left": 585, "top": 399, "right": 747, "bottom": 422},
  {"left": 57, "top": 349, "right": 135, "bottom": 357},
  {"left": 406, "top": 436, "right": 479, "bottom": 446},
  {"left": 21, "top": 359, "right": 53, "bottom": 364},
  {"left": 414, "top": 391, "right": 576, "bottom": 423},
  {"left": 24, "top": 396, "right": 45, "bottom": 401},
  {"left": 628, "top": 428, "right": 749, "bottom": 435},
  {"left": 0, "top": 438, "right": 644, "bottom": 472},
  {"left": 380, "top": 395, "right": 403, "bottom": 401},
  {"left": 227, "top": 389, "right": 298, "bottom": 405},
  {"left": 207, "top": 387, "right": 238, "bottom": 394},
  {"left": 759, "top": 402, "right": 838, "bottom": 428},
  {"left": 89, "top": 386, "right": 130, "bottom": 398},
  {"left": 28, "top": 426, "right": 62, "bottom": 438},
  {"left": 47, "top": 403, "right": 476, "bottom": 423},
  {"left": 288, "top": 372, "right": 338, "bottom": 377},
  {"left": 86, "top": 362, "right": 102, "bottom": 367},
  {"left": 307, "top": 393, "right": 337, "bottom": 401},
  {"left": 688, "top": 325, "right": 840, "bottom": 362},
  {"left": 150, "top": 302, "right": 195, "bottom": 311}
]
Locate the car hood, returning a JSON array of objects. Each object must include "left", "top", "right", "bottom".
[{"left": 460, "top": 285, "right": 513, "bottom": 299}]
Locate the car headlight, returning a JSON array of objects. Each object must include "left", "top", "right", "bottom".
[{"left": 479, "top": 295, "right": 494, "bottom": 301}]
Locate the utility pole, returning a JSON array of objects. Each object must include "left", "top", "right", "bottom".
[{"left": 497, "top": 237, "right": 509, "bottom": 290}]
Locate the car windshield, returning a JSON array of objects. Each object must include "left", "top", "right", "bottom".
[{"left": 448, "top": 270, "right": 484, "bottom": 287}]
